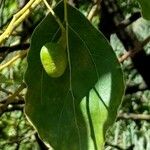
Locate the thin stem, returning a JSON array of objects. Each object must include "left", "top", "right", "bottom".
[{"left": 43, "top": 0, "right": 65, "bottom": 32}]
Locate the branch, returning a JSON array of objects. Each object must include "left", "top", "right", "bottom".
[
  {"left": 116, "top": 12, "right": 141, "bottom": 30},
  {"left": 118, "top": 113, "right": 150, "bottom": 120},
  {"left": 0, "top": 98, "right": 24, "bottom": 104},
  {"left": 0, "top": 0, "right": 42, "bottom": 45},
  {"left": 119, "top": 35, "right": 150, "bottom": 62},
  {"left": 99, "top": 0, "right": 150, "bottom": 89},
  {"left": 0, "top": 43, "right": 30, "bottom": 53}
]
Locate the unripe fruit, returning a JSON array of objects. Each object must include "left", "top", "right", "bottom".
[{"left": 40, "top": 42, "right": 67, "bottom": 78}]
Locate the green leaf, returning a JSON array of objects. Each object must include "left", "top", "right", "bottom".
[
  {"left": 25, "top": 2, "right": 124, "bottom": 150},
  {"left": 137, "top": 0, "right": 150, "bottom": 20}
]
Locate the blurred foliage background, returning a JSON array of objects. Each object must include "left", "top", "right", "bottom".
[{"left": 0, "top": 0, "right": 150, "bottom": 149}]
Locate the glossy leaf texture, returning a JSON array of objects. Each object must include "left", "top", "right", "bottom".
[
  {"left": 25, "top": 2, "right": 125, "bottom": 150},
  {"left": 137, "top": 0, "right": 150, "bottom": 20}
]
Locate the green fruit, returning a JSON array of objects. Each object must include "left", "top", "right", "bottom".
[{"left": 40, "top": 42, "right": 67, "bottom": 78}]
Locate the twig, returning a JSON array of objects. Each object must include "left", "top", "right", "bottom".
[
  {"left": 0, "top": 50, "right": 27, "bottom": 71},
  {"left": 142, "top": 35, "right": 150, "bottom": 47},
  {"left": 43, "top": 0, "right": 65, "bottom": 32},
  {"left": 0, "top": 83, "right": 26, "bottom": 116},
  {"left": 0, "top": 87, "right": 25, "bottom": 104},
  {"left": 0, "top": 0, "right": 42, "bottom": 45},
  {"left": 0, "top": 86, "right": 13, "bottom": 95},
  {"left": 105, "top": 141, "right": 134, "bottom": 150},
  {"left": 118, "top": 113, "right": 150, "bottom": 120},
  {"left": 87, "top": 4, "right": 99, "bottom": 21},
  {"left": 87, "top": 0, "right": 101, "bottom": 21},
  {"left": 119, "top": 50, "right": 133, "bottom": 62}
]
